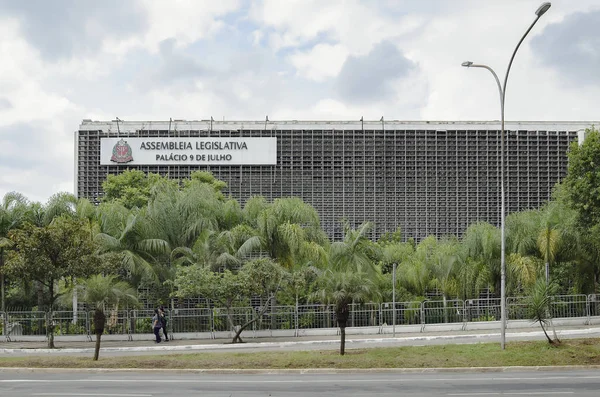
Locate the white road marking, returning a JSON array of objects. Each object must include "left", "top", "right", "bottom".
[
  {"left": 448, "top": 393, "right": 574, "bottom": 396},
  {"left": 32, "top": 394, "right": 152, "bottom": 397}
]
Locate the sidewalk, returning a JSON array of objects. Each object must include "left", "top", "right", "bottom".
[{"left": 2, "top": 324, "right": 599, "bottom": 355}]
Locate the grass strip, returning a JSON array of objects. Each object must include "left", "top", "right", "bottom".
[{"left": 1, "top": 339, "right": 599, "bottom": 369}]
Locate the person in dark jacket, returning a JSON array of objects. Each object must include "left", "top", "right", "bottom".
[
  {"left": 159, "top": 306, "right": 169, "bottom": 341},
  {"left": 152, "top": 309, "right": 162, "bottom": 343}
]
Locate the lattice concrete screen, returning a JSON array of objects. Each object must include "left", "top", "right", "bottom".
[{"left": 76, "top": 120, "right": 587, "bottom": 241}]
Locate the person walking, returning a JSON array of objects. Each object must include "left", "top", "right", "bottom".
[
  {"left": 159, "top": 305, "right": 169, "bottom": 341},
  {"left": 152, "top": 308, "right": 162, "bottom": 343}
]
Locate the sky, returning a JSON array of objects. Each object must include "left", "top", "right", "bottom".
[{"left": 0, "top": 0, "right": 599, "bottom": 204}]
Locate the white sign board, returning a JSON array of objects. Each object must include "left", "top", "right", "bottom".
[{"left": 100, "top": 137, "right": 277, "bottom": 165}]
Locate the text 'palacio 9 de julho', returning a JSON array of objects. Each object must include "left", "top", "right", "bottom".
[{"left": 75, "top": 119, "right": 593, "bottom": 242}]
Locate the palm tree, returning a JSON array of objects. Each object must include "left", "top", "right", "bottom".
[
  {"left": 42, "top": 192, "right": 79, "bottom": 226},
  {"left": 428, "top": 238, "right": 462, "bottom": 322},
  {"left": 460, "top": 222, "right": 501, "bottom": 296},
  {"left": 506, "top": 209, "right": 539, "bottom": 257},
  {"left": 312, "top": 269, "right": 378, "bottom": 355},
  {"left": 455, "top": 257, "right": 489, "bottom": 300},
  {"left": 527, "top": 278, "right": 560, "bottom": 344},
  {"left": 501, "top": 210, "right": 542, "bottom": 295},
  {"left": 171, "top": 226, "right": 246, "bottom": 272},
  {"left": 380, "top": 240, "right": 414, "bottom": 274},
  {"left": 73, "top": 274, "right": 139, "bottom": 360},
  {"left": 146, "top": 181, "right": 221, "bottom": 253},
  {"left": 237, "top": 197, "right": 326, "bottom": 268},
  {"left": 398, "top": 235, "right": 440, "bottom": 297},
  {"left": 95, "top": 203, "right": 167, "bottom": 286},
  {"left": 536, "top": 201, "right": 579, "bottom": 284},
  {"left": 0, "top": 192, "right": 29, "bottom": 313},
  {"left": 398, "top": 256, "right": 429, "bottom": 297},
  {"left": 329, "top": 221, "right": 381, "bottom": 276}
]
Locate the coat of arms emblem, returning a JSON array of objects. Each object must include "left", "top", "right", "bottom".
[{"left": 110, "top": 139, "right": 134, "bottom": 163}]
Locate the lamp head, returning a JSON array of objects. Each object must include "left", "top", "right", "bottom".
[
  {"left": 535, "top": 2, "right": 551, "bottom": 17},
  {"left": 461, "top": 61, "right": 473, "bottom": 67}
]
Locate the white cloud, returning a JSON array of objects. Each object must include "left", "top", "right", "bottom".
[
  {"left": 104, "top": 0, "right": 242, "bottom": 54},
  {"left": 252, "top": 29, "right": 264, "bottom": 46},
  {"left": 1, "top": 0, "right": 599, "bottom": 205},
  {"left": 0, "top": 19, "right": 79, "bottom": 126},
  {"left": 250, "top": 0, "right": 423, "bottom": 55},
  {"left": 288, "top": 44, "right": 348, "bottom": 81}
]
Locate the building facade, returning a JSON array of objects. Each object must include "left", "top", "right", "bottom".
[{"left": 76, "top": 120, "right": 591, "bottom": 241}]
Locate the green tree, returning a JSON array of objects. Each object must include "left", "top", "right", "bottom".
[
  {"left": 6, "top": 217, "right": 100, "bottom": 348},
  {"left": 101, "top": 169, "right": 177, "bottom": 209},
  {"left": 460, "top": 222, "right": 500, "bottom": 296},
  {"left": 95, "top": 202, "right": 168, "bottom": 286},
  {"left": 535, "top": 201, "right": 579, "bottom": 286},
  {"left": 379, "top": 238, "right": 414, "bottom": 274},
  {"left": 146, "top": 181, "right": 222, "bottom": 257},
  {"left": 505, "top": 210, "right": 541, "bottom": 294},
  {"left": 231, "top": 258, "right": 287, "bottom": 343},
  {"left": 329, "top": 221, "right": 381, "bottom": 276},
  {"left": 67, "top": 274, "right": 138, "bottom": 360},
  {"left": 526, "top": 278, "right": 560, "bottom": 344},
  {"left": 173, "top": 258, "right": 286, "bottom": 343},
  {"left": 184, "top": 170, "right": 228, "bottom": 198},
  {"left": 41, "top": 192, "right": 78, "bottom": 225},
  {"left": 0, "top": 192, "right": 29, "bottom": 313},
  {"left": 562, "top": 127, "right": 600, "bottom": 228},
  {"left": 399, "top": 235, "right": 440, "bottom": 297},
  {"left": 429, "top": 238, "right": 461, "bottom": 321},
  {"left": 173, "top": 265, "right": 245, "bottom": 331},
  {"left": 312, "top": 270, "right": 378, "bottom": 355},
  {"left": 237, "top": 197, "right": 327, "bottom": 268}
]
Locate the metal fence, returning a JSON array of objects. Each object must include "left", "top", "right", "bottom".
[{"left": 2, "top": 294, "right": 599, "bottom": 339}]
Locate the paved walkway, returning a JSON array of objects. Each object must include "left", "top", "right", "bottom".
[{"left": 2, "top": 324, "right": 599, "bottom": 355}]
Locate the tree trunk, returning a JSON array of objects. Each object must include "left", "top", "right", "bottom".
[
  {"left": 72, "top": 279, "right": 78, "bottom": 325},
  {"left": 443, "top": 295, "right": 448, "bottom": 323},
  {"left": 47, "top": 310, "right": 55, "bottom": 349},
  {"left": 336, "top": 303, "right": 350, "bottom": 356},
  {"left": 340, "top": 326, "right": 346, "bottom": 355},
  {"left": 231, "top": 294, "right": 276, "bottom": 344},
  {"left": 549, "top": 317, "right": 560, "bottom": 344},
  {"left": 37, "top": 281, "right": 44, "bottom": 309},
  {"left": 94, "top": 333, "right": 102, "bottom": 361},
  {"left": 47, "top": 283, "right": 55, "bottom": 349},
  {"left": 93, "top": 309, "right": 106, "bottom": 361},
  {"left": 545, "top": 305, "right": 561, "bottom": 344},
  {"left": 539, "top": 320, "right": 553, "bottom": 344}
]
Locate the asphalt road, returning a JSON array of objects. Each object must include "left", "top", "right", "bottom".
[{"left": 1, "top": 370, "right": 600, "bottom": 396}]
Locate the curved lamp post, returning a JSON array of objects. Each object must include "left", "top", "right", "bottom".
[{"left": 462, "top": 2, "right": 551, "bottom": 350}]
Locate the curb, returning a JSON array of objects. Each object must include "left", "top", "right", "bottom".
[{"left": 2, "top": 365, "right": 600, "bottom": 374}]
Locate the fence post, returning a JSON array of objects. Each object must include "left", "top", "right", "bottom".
[
  {"left": 210, "top": 309, "right": 215, "bottom": 340},
  {"left": 587, "top": 294, "right": 593, "bottom": 325},
  {"left": 420, "top": 301, "right": 426, "bottom": 333},
  {"left": 378, "top": 303, "right": 383, "bottom": 334},
  {"left": 505, "top": 296, "right": 510, "bottom": 327},
  {"left": 294, "top": 299, "right": 299, "bottom": 337},
  {"left": 1, "top": 310, "right": 6, "bottom": 340},
  {"left": 84, "top": 311, "right": 91, "bottom": 342},
  {"left": 127, "top": 310, "right": 133, "bottom": 341},
  {"left": 461, "top": 300, "right": 467, "bottom": 331}
]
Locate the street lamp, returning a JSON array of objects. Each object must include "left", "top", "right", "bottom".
[{"left": 462, "top": 2, "right": 551, "bottom": 350}]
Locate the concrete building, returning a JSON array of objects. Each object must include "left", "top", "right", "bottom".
[{"left": 76, "top": 120, "right": 592, "bottom": 241}]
